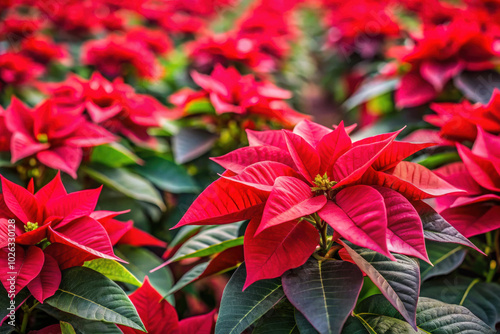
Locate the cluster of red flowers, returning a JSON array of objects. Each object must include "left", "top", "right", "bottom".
[
  {"left": 0, "top": 173, "right": 164, "bottom": 303},
  {"left": 170, "top": 65, "right": 308, "bottom": 126},
  {"left": 0, "top": 71, "right": 172, "bottom": 177},
  {"left": 187, "top": 0, "right": 303, "bottom": 72}
]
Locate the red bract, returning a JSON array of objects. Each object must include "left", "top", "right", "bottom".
[
  {"left": 81, "top": 34, "right": 162, "bottom": 80},
  {"left": 125, "top": 27, "right": 173, "bottom": 55},
  {"left": 322, "top": 0, "right": 400, "bottom": 58},
  {"left": 41, "top": 72, "right": 172, "bottom": 147},
  {"left": 6, "top": 97, "right": 116, "bottom": 178},
  {"left": 391, "top": 19, "right": 500, "bottom": 108},
  {"left": 0, "top": 52, "right": 43, "bottom": 89},
  {"left": 435, "top": 127, "right": 500, "bottom": 237},
  {"left": 172, "top": 65, "right": 308, "bottom": 126},
  {"left": 19, "top": 36, "right": 70, "bottom": 66},
  {"left": 0, "top": 107, "right": 10, "bottom": 151},
  {"left": 425, "top": 91, "right": 500, "bottom": 142},
  {"left": 173, "top": 120, "right": 464, "bottom": 287},
  {"left": 118, "top": 277, "right": 216, "bottom": 334},
  {"left": 0, "top": 173, "right": 122, "bottom": 302}
]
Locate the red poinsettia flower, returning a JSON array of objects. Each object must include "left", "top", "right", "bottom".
[
  {"left": 118, "top": 276, "right": 216, "bottom": 334},
  {"left": 81, "top": 34, "right": 162, "bottom": 80},
  {"left": 173, "top": 120, "right": 465, "bottom": 288},
  {"left": 39, "top": 72, "right": 173, "bottom": 147},
  {"left": 19, "top": 35, "right": 71, "bottom": 66},
  {"left": 0, "top": 174, "right": 122, "bottom": 302},
  {"left": 186, "top": 32, "right": 283, "bottom": 73},
  {"left": 5, "top": 97, "right": 116, "bottom": 178},
  {"left": 322, "top": 0, "right": 400, "bottom": 58},
  {"left": 172, "top": 65, "right": 308, "bottom": 126},
  {"left": 0, "top": 11, "right": 42, "bottom": 41},
  {"left": 434, "top": 127, "right": 500, "bottom": 237},
  {"left": 390, "top": 18, "right": 500, "bottom": 108},
  {"left": 0, "top": 52, "right": 43, "bottom": 89},
  {"left": 425, "top": 91, "right": 500, "bottom": 142},
  {"left": 125, "top": 27, "right": 173, "bottom": 55},
  {"left": 0, "top": 107, "right": 10, "bottom": 151}
]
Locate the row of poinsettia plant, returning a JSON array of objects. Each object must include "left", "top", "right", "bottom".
[{"left": 1, "top": 0, "right": 500, "bottom": 333}]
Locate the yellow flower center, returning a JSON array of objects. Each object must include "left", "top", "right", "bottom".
[
  {"left": 37, "top": 133, "right": 48, "bottom": 143},
  {"left": 311, "top": 173, "right": 337, "bottom": 192},
  {"left": 24, "top": 222, "right": 39, "bottom": 232}
]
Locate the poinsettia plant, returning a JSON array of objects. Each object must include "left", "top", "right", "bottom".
[{"left": 164, "top": 120, "right": 493, "bottom": 333}]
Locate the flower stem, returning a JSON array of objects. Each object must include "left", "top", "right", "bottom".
[{"left": 20, "top": 304, "right": 30, "bottom": 334}]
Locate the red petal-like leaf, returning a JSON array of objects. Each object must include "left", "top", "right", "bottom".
[
  {"left": 199, "top": 246, "right": 244, "bottom": 279},
  {"left": 292, "top": 119, "right": 332, "bottom": 148},
  {"left": 372, "top": 141, "right": 436, "bottom": 171},
  {"left": 35, "top": 172, "right": 67, "bottom": 206},
  {"left": 420, "top": 59, "right": 462, "bottom": 91},
  {"left": 118, "top": 227, "right": 167, "bottom": 248},
  {"left": 395, "top": 71, "right": 437, "bottom": 108},
  {"left": 0, "top": 246, "right": 44, "bottom": 295},
  {"left": 244, "top": 216, "right": 318, "bottom": 289},
  {"left": 174, "top": 177, "right": 268, "bottom": 228},
  {"left": 43, "top": 243, "right": 96, "bottom": 270},
  {"left": 223, "top": 161, "right": 301, "bottom": 192},
  {"left": 48, "top": 216, "right": 122, "bottom": 262},
  {"left": 317, "top": 121, "right": 352, "bottom": 174},
  {"left": 118, "top": 277, "right": 179, "bottom": 334},
  {"left": 258, "top": 176, "right": 326, "bottom": 233},
  {"left": 211, "top": 146, "right": 295, "bottom": 173},
  {"left": 374, "top": 187, "right": 429, "bottom": 262},
  {"left": 1, "top": 176, "right": 40, "bottom": 224},
  {"left": 361, "top": 162, "right": 465, "bottom": 200},
  {"left": 27, "top": 253, "right": 61, "bottom": 302},
  {"left": 246, "top": 129, "right": 288, "bottom": 150},
  {"left": 45, "top": 187, "right": 102, "bottom": 228},
  {"left": 178, "top": 310, "right": 217, "bottom": 334},
  {"left": 332, "top": 131, "right": 399, "bottom": 187},
  {"left": 283, "top": 131, "right": 320, "bottom": 181},
  {"left": 319, "top": 186, "right": 392, "bottom": 258},
  {"left": 36, "top": 146, "right": 83, "bottom": 179},
  {"left": 457, "top": 144, "right": 500, "bottom": 192}
]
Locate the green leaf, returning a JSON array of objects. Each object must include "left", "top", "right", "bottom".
[
  {"left": 420, "top": 242, "right": 466, "bottom": 281},
  {"left": 0, "top": 287, "right": 29, "bottom": 322},
  {"left": 173, "top": 128, "right": 218, "bottom": 164},
  {"left": 90, "top": 143, "right": 143, "bottom": 168},
  {"left": 421, "top": 276, "right": 500, "bottom": 328},
  {"left": 341, "top": 316, "right": 375, "bottom": 334},
  {"left": 84, "top": 165, "right": 165, "bottom": 210},
  {"left": 130, "top": 156, "right": 199, "bottom": 193},
  {"left": 340, "top": 241, "right": 420, "bottom": 329},
  {"left": 215, "top": 265, "right": 285, "bottom": 334},
  {"left": 252, "top": 300, "right": 299, "bottom": 334},
  {"left": 0, "top": 325, "right": 16, "bottom": 334},
  {"left": 353, "top": 295, "right": 495, "bottom": 333},
  {"left": 454, "top": 70, "right": 500, "bottom": 104},
  {"left": 294, "top": 309, "right": 318, "bottom": 334},
  {"left": 60, "top": 321, "right": 77, "bottom": 334},
  {"left": 166, "top": 222, "right": 245, "bottom": 264},
  {"left": 184, "top": 98, "right": 216, "bottom": 114},
  {"left": 115, "top": 245, "right": 174, "bottom": 304},
  {"left": 169, "top": 225, "right": 203, "bottom": 248},
  {"left": 165, "top": 262, "right": 209, "bottom": 296},
  {"left": 83, "top": 259, "right": 141, "bottom": 286},
  {"left": 45, "top": 267, "right": 145, "bottom": 331},
  {"left": 282, "top": 258, "right": 364, "bottom": 334},
  {"left": 38, "top": 304, "right": 123, "bottom": 334},
  {"left": 343, "top": 78, "right": 399, "bottom": 110}
]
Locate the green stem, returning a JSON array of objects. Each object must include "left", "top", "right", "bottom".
[{"left": 20, "top": 305, "right": 30, "bottom": 334}]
